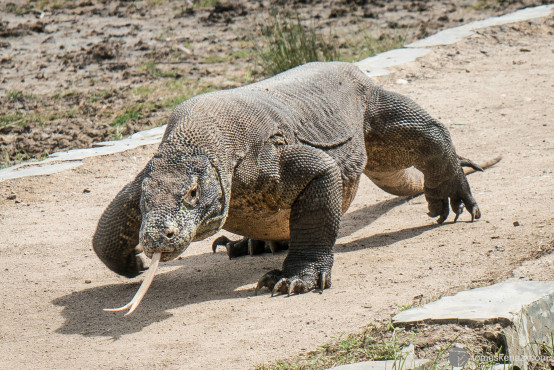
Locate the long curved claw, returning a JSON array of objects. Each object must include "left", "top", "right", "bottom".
[
  {"left": 288, "top": 278, "right": 307, "bottom": 296},
  {"left": 470, "top": 205, "right": 481, "bottom": 222},
  {"left": 257, "top": 267, "right": 331, "bottom": 297},
  {"left": 319, "top": 272, "right": 330, "bottom": 290},
  {"left": 272, "top": 278, "right": 289, "bottom": 297},
  {"left": 212, "top": 236, "right": 231, "bottom": 253},
  {"left": 451, "top": 196, "right": 464, "bottom": 223},
  {"left": 255, "top": 269, "right": 282, "bottom": 295},
  {"left": 268, "top": 241, "right": 278, "bottom": 254},
  {"left": 434, "top": 199, "right": 449, "bottom": 224},
  {"left": 248, "top": 239, "right": 255, "bottom": 256},
  {"left": 104, "top": 252, "right": 161, "bottom": 316}
]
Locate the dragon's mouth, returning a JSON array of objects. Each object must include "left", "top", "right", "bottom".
[
  {"left": 104, "top": 251, "right": 162, "bottom": 316},
  {"left": 145, "top": 248, "right": 182, "bottom": 262}
]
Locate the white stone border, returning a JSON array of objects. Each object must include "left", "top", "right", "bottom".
[
  {"left": 1, "top": 4, "right": 552, "bottom": 182},
  {"left": 355, "top": 4, "right": 553, "bottom": 76}
]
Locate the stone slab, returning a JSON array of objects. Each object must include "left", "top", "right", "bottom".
[
  {"left": 393, "top": 281, "right": 554, "bottom": 369},
  {"left": 354, "top": 48, "right": 429, "bottom": 77},
  {"left": 392, "top": 281, "right": 554, "bottom": 324},
  {"left": 330, "top": 359, "right": 430, "bottom": 370},
  {"left": 0, "top": 125, "right": 165, "bottom": 182}
]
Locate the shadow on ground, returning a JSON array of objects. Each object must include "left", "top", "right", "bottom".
[{"left": 53, "top": 195, "right": 440, "bottom": 339}]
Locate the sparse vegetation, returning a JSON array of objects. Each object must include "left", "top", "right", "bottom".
[
  {"left": 468, "top": 0, "right": 512, "bottom": 10},
  {"left": 254, "top": 10, "right": 339, "bottom": 77},
  {"left": 257, "top": 322, "right": 413, "bottom": 369},
  {"left": 257, "top": 321, "right": 523, "bottom": 369},
  {"left": 6, "top": 91, "right": 23, "bottom": 100},
  {"left": 344, "top": 31, "right": 407, "bottom": 62},
  {"left": 192, "top": 0, "right": 219, "bottom": 8},
  {"left": 36, "top": 0, "right": 72, "bottom": 11},
  {"left": 112, "top": 107, "right": 142, "bottom": 127},
  {"left": 86, "top": 89, "right": 114, "bottom": 103},
  {"left": 141, "top": 60, "right": 182, "bottom": 79},
  {"left": 253, "top": 10, "right": 409, "bottom": 77},
  {"left": 0, "top": 111, "right": 25, "bottom": 128},
  {"left": 532, "top": 331, "right": 554, "bottom": 368},
  {"left": 1, "top": 148, "right": 32, "bottom": 168}
]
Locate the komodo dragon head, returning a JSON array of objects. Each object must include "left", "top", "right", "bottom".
[
  {"left": 105, "top": 153, "right": 229, "bottom": 315},
  {"left": 139, "top": 154, "right": 226, "bottom": 262}
]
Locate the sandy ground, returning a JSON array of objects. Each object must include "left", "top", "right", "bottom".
[{"left": 0, "top": 12, "right": 553, "bottom": 370}]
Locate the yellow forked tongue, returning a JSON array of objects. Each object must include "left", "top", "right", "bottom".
[{"left": 104, "top": 252, "right": 162, "bottom": 316}]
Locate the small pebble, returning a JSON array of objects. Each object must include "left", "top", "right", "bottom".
[{"left": 85, "top": 279, "right": 92, "bottom": 284}]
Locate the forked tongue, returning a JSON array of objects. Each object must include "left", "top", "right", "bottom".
[{"left": 104, "top": 252, "right": 162, "bottom": 316}]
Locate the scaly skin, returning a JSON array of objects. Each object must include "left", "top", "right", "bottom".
[{"left": 93, "top": 62, "right": 498, "bottom": 297}]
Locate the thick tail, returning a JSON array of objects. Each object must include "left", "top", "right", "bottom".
[{"left": 364, "top": 155, "right": 502, "bottom": 197}]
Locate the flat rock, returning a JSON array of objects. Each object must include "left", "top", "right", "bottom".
[
  {"left": 330, "top": 359, "right": 430, "bottom": 370},
  {"left": 393, "top": 281, "right": 554, "bottom": 369},
  {"left": 393, "top": 281, "right": 553, "bottom": 324}
]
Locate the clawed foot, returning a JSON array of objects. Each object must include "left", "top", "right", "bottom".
[
  {"left": 255, "top": 267, "right": 331, "bottom": 296},
  {"left": 212, "top": 236, "right": 288, "bottom": 259},
  {"left": 425, "top": 157, "right": 482, "bottom": 224}
]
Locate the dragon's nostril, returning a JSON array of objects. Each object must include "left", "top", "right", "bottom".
[{"left": 166, "top": 230, "right": 175, "bottom": 239}]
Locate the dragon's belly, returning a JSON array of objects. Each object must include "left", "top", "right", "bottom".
[
  {"left": 223, "top": 206, "right": 291, "bottom": 241},
  {"left": 222, "top": 176, "right": 360, "bottom": 241}
]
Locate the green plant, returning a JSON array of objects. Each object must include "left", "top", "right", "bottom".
[
  {"left": 258, "top": 322, "right": 413, "bottom": 369},
  {"left": 86, "top": 88, "right": 114, "bottom": 103},
  {"left": 141, "top": 60, "right": 180, "bottom": 78},
  {"left": 112, "top": 108, "right": 142, "bottom": 127},
  {"left": 111, "top": 127, "right": 124, "bottom": 140},
  {"left": 470, "top": 346, "right": 508, "bottom": 369},
  {"left": 467, "top": 0, "right": 511, "bottom": 10},
  {"left": 430, "top": 334, "right": 460, "bottom": 367},
  {"left": 255, "top": 10, "right": 339, "bottom": 76},
  {"left": 532, "top": 332, "right": 554, "bottom": 356},
  {"left": 342, "top": 29, "right": 406, "bottom": 63},
  {"left": 131, "top": 86, "right": 155, "bottom": 97},
  {"left": 1, "top": 150, "right": 9, "bottom": 168},
  {"left": 0, "top": 111, "right": 25, "bottom": 127},
  {"left": 193, "top": 0, "right": 219, "bottom": 8},
  {"left": 37, "top": 0, "right": 71, "bottom": 10},
  {"left": 6, "top": 91, "right": 23, "bottom": 100}
]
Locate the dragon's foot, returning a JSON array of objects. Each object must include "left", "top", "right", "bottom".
[
  {"left": 212, "top": 236, "right": 288, "bottom": 259},
  {"left": 425, "top": 157, "right": 484, "bottom": 224},
  {"left": 255, "top": 264, "right": 332, "bottom": 296}
]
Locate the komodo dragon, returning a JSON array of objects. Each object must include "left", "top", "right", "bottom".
[{"left": 93, "top": 62, "right": 500, "bottom": 315}]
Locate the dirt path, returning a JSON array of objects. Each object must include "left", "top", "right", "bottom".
[{"left": 0, "top": 12, "right": 553, "bottom": 370}]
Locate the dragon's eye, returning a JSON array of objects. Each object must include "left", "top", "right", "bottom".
[{"left": 184, "top": 184, "right": 198, "bottom": 205}]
